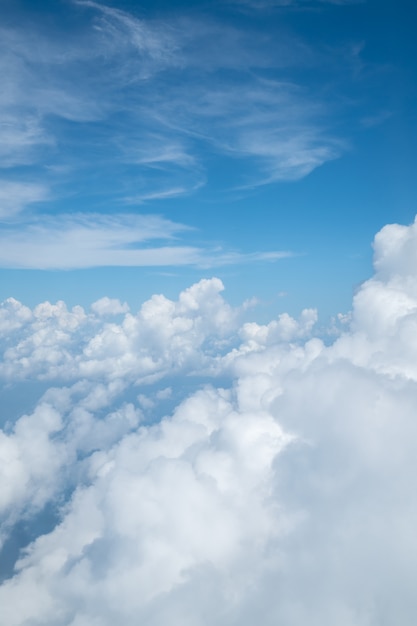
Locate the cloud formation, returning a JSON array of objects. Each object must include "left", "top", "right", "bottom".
[
  {"left": 0, "top": 212, "right": 289, "bottom": 269},
  {"left": 0, "top": 182, "right": 49, "bottom": 219},
  {"left": 1, "top": 217, "right": 417, "bottom": 624},
  {"left": 0, "top": 0, "right": 351, "bottom": 217},
  {"left": 231, "top": 0, "right": 361, "bottom": 7}
]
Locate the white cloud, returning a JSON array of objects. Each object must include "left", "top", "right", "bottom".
[
  {"left": 145, "top": 79, "right": 343, "bottom": 186},
  {"left": 240, "top": 307, "right": 318, "bottom": 346},
  {"left": 230, "top": 0, "right": 361, "bottom": 7},
  {"left": 74, "top": 0, "right": 181, "bottom": 72},
  {"left": 0, "top": 213, "right": 417, "bottom": 626},
  {"left": 125, "top": 183, "right": 204, "bottom": 204},
  {"left": 328, "top": 217, "right": 417, "bottom": 381},
  {"left": 0, "top": 379, "right": 289, "bottom": 624},
  {"left": 1, "top": 217, "right": 417, "bottom": 625},
  {"left": 0, "top": 181, "right": 49, "bottom": 218},
  {"left": 0, "top": 212, "right": 289, "bottom": 270},
  {"left": 0, "top": 277, "right": 238, "bottom": 382},
  {"left": 373, "top": 217, "right": 417, "bottom": 281},
  {"left": 0, "top": 379, "right": 140, "bottom": 549},
  {"left": 91, "top": 297, "right": 130, "bottom": 316},
  {"left": 0, "top": 0, "right": 351, "bottom": 209},
  {"left": 129, "top": 140, "right": 195, "bottom": 169},
  {"left": 0, "top": 213, "right": 191, "bottom": 269},
  {"left": 0, "top": 298, "right": 32, "bottom": 332},
  {"left": 0, "top": 116, "right": 51, "bottom": 168}
]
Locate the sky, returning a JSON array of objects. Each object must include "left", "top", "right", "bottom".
[
  {"left": 1, "top": 1, "right": 417, "bottom": 625},
  {"left": 0, "top": 0, "right": 416, "bottom": 317}
]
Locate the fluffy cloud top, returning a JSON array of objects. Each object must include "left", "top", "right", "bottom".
[{"left": 1, "top": 217, "right": 417, "bottom": 625}]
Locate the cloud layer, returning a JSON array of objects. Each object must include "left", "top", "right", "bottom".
[{"left": 1, "top": 217, "right": 417, "bottom": 625}]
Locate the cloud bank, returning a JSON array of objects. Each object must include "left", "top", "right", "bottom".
[{"left": 1, "top": 217, "right": 417, "bottom": 625}]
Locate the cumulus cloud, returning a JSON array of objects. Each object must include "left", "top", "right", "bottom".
[
  {"left": 0, "top": 277, "right": 237, "bottom": 382},
  {"left": 0, "top": 298, "right": 32, "bottom": 333},
  {"left": 90, "top": 297, "right": 130, "bottom": 316},
  {"left": 2, "top": 217, "right": 417, "bottom": 624}
]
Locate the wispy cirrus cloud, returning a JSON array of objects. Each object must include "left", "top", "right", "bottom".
[
  {"left": 228, "top": 0, "right": 362, "bottom": 8},
  {"left": 125, "top": 184, "right": 204, "bottom": 204},
  {"left": 0, "top": 0, "right": 353, "bottom": 204},
  {"left": 0, "top": 181, "right": 49, "bottom": 219},
  {"left": 0, "top": 213, "right": 290, "bottom": 270},
  {"left": 74, "top": 0, "right": 182, "bottom": 72},
  {"left": 140, "top": 77, "right": 343, "bottom": 186}
]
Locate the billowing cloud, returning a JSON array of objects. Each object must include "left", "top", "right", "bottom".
[
  {"left": 2, "top": 217, "right": 417, "bottom": 624},
  {"left": 90, "top": 297, "right": 130, "bottom": 316},
  {"left": 0, "top": 277, "right": 238, "bottom": 382}
]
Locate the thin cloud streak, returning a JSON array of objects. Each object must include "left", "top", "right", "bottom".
[
  {"left": 228, "top": 0, "right": 362, "bottom": 8},
  {"left": 0, "top": 181, "right": 49, "bottom": 218},
  {"left": 0, "top": 1, "right": 350, "bottom": 204},
  {"left": 0, "top": 213, "right": 291, "bottom": 270}
]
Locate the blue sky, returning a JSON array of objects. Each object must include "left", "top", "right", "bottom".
[
  {"left": 3, "top": 2, "right": 417, "bottom": 623},
  {"left": 1, "top": 0, "right": 416, "bottom": 319}
]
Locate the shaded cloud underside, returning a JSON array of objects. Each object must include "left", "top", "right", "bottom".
[{"left": 1, "top": 217, "right": 417, "bottom": 625}]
